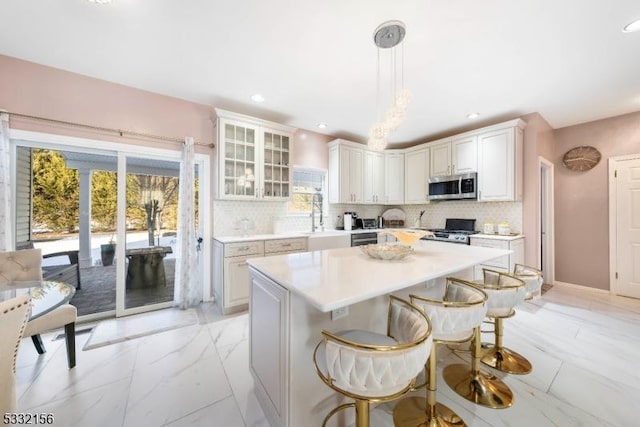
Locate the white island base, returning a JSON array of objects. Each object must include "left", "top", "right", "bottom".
[{"left": 247, "top": 241, "right": 511, "bottom": 427}]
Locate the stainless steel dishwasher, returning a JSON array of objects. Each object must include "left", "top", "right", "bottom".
[{"left": 350, "top": 232, "right": 378, "bottom": 246}]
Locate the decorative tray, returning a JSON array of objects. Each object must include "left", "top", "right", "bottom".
[
  {"left": 360, "top": 244, "right": 414, "bottom": 260},
  {"left": 379, "top": 229, "right": 433, "bottom": 246}
]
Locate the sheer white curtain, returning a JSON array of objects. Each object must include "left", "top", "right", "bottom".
[
  {"left": 174, "top": 137, "right": 201, "bottom": 308},
  {"left": 0, "top": 113, "right": 12, "bottom": 251}
]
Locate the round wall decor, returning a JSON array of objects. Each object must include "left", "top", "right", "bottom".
[{"left": 562, "top": 146, "right": 602, "bottom": 171}]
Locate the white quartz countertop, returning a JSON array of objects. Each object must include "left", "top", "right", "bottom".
[
  {"left": 213, "top": 228, "right": 386, "bottom": 243},
  {"left": 247, "top": 240, "right": 511, "bottom": 312},
  {"left": 471, "top": 233, "right": 525, "bottom": 241}
]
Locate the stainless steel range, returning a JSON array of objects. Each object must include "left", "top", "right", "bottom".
[{"left": 420, "top": 218, "right": 478, "bottom": 245}]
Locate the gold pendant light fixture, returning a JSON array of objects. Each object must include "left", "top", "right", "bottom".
[{"left": 368, "top": 20, "right": 411, "bottom": 152}]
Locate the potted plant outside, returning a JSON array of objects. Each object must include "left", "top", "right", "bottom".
[{"left": 101, "top": 235, "right": 116, "bottom": 266}]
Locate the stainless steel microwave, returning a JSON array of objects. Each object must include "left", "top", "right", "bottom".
[{"left": 428, "top": 172, "right": 477, "bottom": 201}]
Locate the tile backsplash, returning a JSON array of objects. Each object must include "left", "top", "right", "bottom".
[{"left": 213, "top": 200, "right": 522, "bottom": 237}]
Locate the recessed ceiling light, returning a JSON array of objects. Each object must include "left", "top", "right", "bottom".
[
  {"left": 87, "top": 0, "right": 112, "bottom": 3},
  {"left": 317, "top": 123, "right": 327, "bottom": 129},
  {"left": 251, "top": 94, "right": 265, "bottom": 103},
  {"left": 622, "top": 18, "right": 640, "bottom": 33},
  {"left": 466, "top": 112, "right": 480, "bottom": 119}
]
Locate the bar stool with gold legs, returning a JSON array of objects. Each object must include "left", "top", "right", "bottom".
[
  {"left": 394, "top": 277, "right": 488, "bottom": 427},
  {"left": 441, "top": 275, "right": 515, "bottom": 409},
  {"left": 513, "top": 264, "right": 544, "bottom": 300},
  {"left": 475, "top": 269, "right": 530, "bottom": 374},
  {"left": 313, "top": 295, "right": 432, "bottom": 427}
]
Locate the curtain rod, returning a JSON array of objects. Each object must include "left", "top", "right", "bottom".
[{"left": 4, "top": 111, "right": 215, "bottom": 148}]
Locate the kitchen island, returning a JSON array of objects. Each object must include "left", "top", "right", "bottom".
[{"left": 247, "top": 240, "right": 511, "bottom": 427}]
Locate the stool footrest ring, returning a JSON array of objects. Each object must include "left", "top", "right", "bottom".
[{"left": 322, "top": 402, "right": 355, "bottom": 427}]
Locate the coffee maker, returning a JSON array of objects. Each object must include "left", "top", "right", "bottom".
[{"left": 344, "top": 211, "right": 358, "bottom": 230}]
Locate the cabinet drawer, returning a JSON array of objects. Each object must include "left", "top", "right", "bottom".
[
  {"left": 470, "top": 238, "right": 509, "bottom": 268},
  {"left": 470, "top": 238, "right": 509, "bottom": 249},
  {"left": 225, "top": 241, "right": 264, "bottom": 257},
  {"left": 265, "top": 238, "right": 307, "bottom": 254}
]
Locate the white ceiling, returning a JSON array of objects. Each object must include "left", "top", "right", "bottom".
[{"left": 1, "top": 0, "right": 639, "bottom": 146}]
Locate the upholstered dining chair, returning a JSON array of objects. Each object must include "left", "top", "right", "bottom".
[
  {"left": 0, "top": 249, "right": 78, "bottom": 369},
  {"left": 0, "top": 294, "right": 32, "bottom": 414}
]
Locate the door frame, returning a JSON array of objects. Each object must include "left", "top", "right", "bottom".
[
  {"left": 538, "top": 156, "right": 555, "bottom": 284},
  {"left": 608, "top": 153, "right": 640, "bottom": 295},
  {"left": 9, "top": 128, "right": 212, "bottom": 318}
]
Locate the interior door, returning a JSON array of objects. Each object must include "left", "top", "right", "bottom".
[
  {"left": 539, "top": 157, "right": 554, "bottom": 283},
  {"left": 614, "top": 157, "right": 640, "bottom": 298}
]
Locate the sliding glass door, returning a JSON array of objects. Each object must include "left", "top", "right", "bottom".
[
  {"left": 115, "top": 153, "right": 204, "bottom": 317},
  {"left": 12, "top": 133, "right": 209, "bottom": 320}
]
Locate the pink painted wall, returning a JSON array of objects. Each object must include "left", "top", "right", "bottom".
[
  {"left": 292, "top": 130, "right": 331, "bottom": 170},
  {"left": 553, "top": 111, "right": 640, "bottom": 290},
  {"left": 0, "top": 54, "right": 331, "bottom": 170},
  {"left": 521, "top": 113, "right": 556, "bottom": 268},
  {"left": 0, "top": 54, "right": 214, "bottom": 151}
]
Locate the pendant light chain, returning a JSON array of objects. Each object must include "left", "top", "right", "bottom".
[
  {"left": 377, "top": 47, "right": 381, "bottom": 121},
  {"left": 368, "top": 20, "right": 411, "bottom": 152}
]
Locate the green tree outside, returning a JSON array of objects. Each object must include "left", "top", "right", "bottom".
[{"left": 32, "top": 149, "right": 186, "bottom": 238}]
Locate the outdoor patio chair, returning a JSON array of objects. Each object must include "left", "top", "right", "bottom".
[{"left": 16, "top": 241, "right": 81, "bottom": 289}]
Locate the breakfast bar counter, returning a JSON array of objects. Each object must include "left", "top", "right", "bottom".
[{"left": 246, "top": 240, "right": 510, "bottom": 427}]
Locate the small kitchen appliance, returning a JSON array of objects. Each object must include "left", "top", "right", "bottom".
[
  {"left": 428, "top": 172, "right": 477, "bottom": 201},
  {"left": 359, "top": 218, "right": 378, "bottom": 229}
]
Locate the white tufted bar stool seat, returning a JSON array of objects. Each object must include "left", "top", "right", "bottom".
[
  {"left": 475, "top": 269, "right": 531, "bottom": 375},
  {"left": 314, "top": 295, "right": 432, "bottom": 427},
  {"left": 394, "top": 278, "right": 488, "bottom": 427},
  {"left": 435, "top": 275, "right": 516, "bottom": 410},
  {"left": 480, "top": 269, "right": 528, "bottom": 318},
  {"left": 0, "top": 294, "right": 32, "bottom": 414},
  {"left": 513, "top": 264, "right": 544, "bottom": 300}
]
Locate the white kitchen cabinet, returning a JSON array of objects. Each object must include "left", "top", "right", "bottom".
[
  {"left": 214, "top": 236, "right": 307, "bottom": 314},
  {"left": 384, "top": 151, "right": 405, "bottom": 204},
  {"left": 470, "top": 235, "right": 525, "bottom": 280},
  {"left": 328, "top": 139, "right": 364, "bottom": 204},
  {"left": 452, "top": 135, "right": 478, "bottom": 174},
  {"left": 214, "top": 109, "right": 296, "bottom": 201},
  {"left": 363, "top": 150, "right": 385, "bottom": 204},
  {"left": 430, "top": 136, "right": 477, "bottom": 177},
  {"left": 477, "top": 120, "right": 525, "bottom": 201},
  {"left": 249, "top": 269, "right": 290, "bottom": 427},
  {"left": 264, "top": 237, "right": 308, "bottom": 256},
  {"left": 213, "top": 239, "right": 264, "bottom": 314},
  {"left": 429, "top": 138, "right": 452, "bottom": 177},
  {"left": 404, "top": 145, "right": 430, "bottom": 204}
]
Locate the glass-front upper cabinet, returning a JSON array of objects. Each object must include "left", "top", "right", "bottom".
[
  {"left": 221, "top": 120, "right": 258, "bottom": 198},
  {"left": 215, "top": 109, "right": 295, "bottom": 201},
  {"left": 262, "top": 130, "right": 290, "bottom": 199}
]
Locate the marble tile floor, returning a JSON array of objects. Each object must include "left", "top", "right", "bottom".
[{"left": 14, "top": 284, "right": 640, "bottom": 427}]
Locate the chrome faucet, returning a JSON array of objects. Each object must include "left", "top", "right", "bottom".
[{"left": 311, "top": 189, "right": 324, "bottom": 232}]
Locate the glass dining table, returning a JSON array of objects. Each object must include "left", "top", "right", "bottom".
[{"left": 0, "top": 280, "right": 76, "bottom": 320}]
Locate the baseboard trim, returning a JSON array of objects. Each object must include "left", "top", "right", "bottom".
[{"left": 553, "top": 281, "right": 610, "bottom": 294}]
